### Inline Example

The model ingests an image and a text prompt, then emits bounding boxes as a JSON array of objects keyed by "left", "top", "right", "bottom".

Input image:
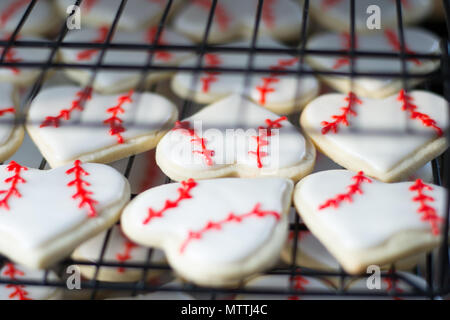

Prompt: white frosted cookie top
[
  {"left": 61, "top": 26, "right": 193, "bottom": 89},
  {"left": 296, "top": 170, "right": 447, "bottom": 250},
  {"left": 173, "top": 0, "right": 303, "bottom": 40},
  {"left": 0, "top": 263, "right": 59, "bottom": 300},
  {"left": 0, "top": 161, "right": 127, "bottom": 249},
  {"left": 307, "top": 28, "right": 440, "bottom": 92},
  {"left": 302, "top": 91, "right": 448, "bottom": 172},
  {"left": 158, "top": 95, "right": 306, "bottom": 171},
  {"left": 27, "top": 86, "right": 176, "bottom": 163},
  {"left": 0, "top": 0, "right": 54, "bottom": 34},
  {"left": 122, "top": 178, "right": 292, "bottom": 264}
]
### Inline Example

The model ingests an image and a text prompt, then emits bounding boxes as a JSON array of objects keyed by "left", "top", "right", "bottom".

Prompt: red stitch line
[
  {"left": 200, "top": 53, "right": 222, "bottom": 93},
  {"left": 66, "top": 160, "right": 98, "bottom": 218},
  {"left": 179, "top": 203, "right": 280, "bottom": 254},
  {"left": 0, "top": 161, "right": 27, "bottom": 210},
  {"left": 319, "top": 171, "right": 372, "bottom": 210},
  {"left": 397, "top": 90, "right": 443, "bottom": 137},
  {"left": 193, "top": 0, "right": 230, "bottom": 31},
  {"left": 248, "top": 116, "right": 287, "bottom": 168},
  {"left": 0, "top": 0, "right": 29, "bottom": 28},
  {"left": 2, "top": 263, "right": 31, "bottom": 300},
  {"left": 384, "top": 29, "right": 421, "bottom": 66},
  {"left": 288, "top": 230, "right": 310, "bottom": 241},
  {"left": 287, "top": 274, "right": 310, "bottom": 300},
  {"left": 256, "top": 58, "right": 299, "bottom": 105},
  {"left": 172, "top": 121, "right": 215, "bottom": 166},
  {"left": 116, "top": 239, "right": 138, "bottom": 273},
  {"left": 333, "top": 32, "right": 357, "bottom": 70},
  {"left": 0, "top": 34, "right": 23, "bottom": 74},
  {"left": 146, "top": 26, "right": 173, "bottom": 61},
  {"left": 76, "top": 26, "right": 109, "bottom": 61},
  {"left": 40, "top": 87, "right": 93, "bottom": 128},
  {"left": 409, "top": 179, "right": 443, "bottom": 236},
  {"left": 143, "top": 178, "right": 197, "bottom": 225},
  {"left": 262, "top": 0, "right": 275, "bottom": 28},
  {"left": 83, "top": 0, "right": 99, "bottom": 12},
  {"left": 103, "top": 89, "right": 133, "bottom": 144},
  {"left": 383, "top": 271, "right": 404, "bottom": 300},
  {"left": 321, "top": 91, "right": 362, "bottom": 134}
]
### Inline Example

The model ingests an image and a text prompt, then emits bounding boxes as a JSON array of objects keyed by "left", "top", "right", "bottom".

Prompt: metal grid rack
[{"left": 0, "top": 0, "right": 448, "bottom": 300}]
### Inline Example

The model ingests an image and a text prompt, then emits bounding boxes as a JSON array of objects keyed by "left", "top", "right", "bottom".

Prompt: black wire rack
[{"left": 0, "top": 0, "right": 448, "bottom": 300}]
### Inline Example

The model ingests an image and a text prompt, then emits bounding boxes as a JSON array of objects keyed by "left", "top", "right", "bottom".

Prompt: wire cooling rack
[{"left": 0, "top": 0, "right": 448, "bottom": 300}]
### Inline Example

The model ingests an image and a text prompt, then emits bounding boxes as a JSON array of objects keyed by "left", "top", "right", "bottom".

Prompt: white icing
[
  {"left": 57, "top": 0, "right": 178, "bottom": 31},
  {"left": 0, "top": 0, "right": 54, "bottom": 35},
  {"left": 0, "top": 32, "right": 51, "bottom": 83},
  {"left": 157, "top": 94, "right": 306, "bottom": 171},
  {"left": 75, "top": 225, "right": 165, "bottom": 269},
  {"left": 302, "top": 91, "right": 449, "bottom": 172},
  {"left": 173, "top": 39, "right": 318, "bottom": 107},
  {"left": 0, "top": 264, "right": 59, "bottom": 300},
  {"left": 311, "top": 0, "right": 433, "bottom": 32},
  {"left": 173, "top": 0, "right": 303, "bottom": 41},
  {"left": 238, "top": 274, "right": 334, "bottom": 300},
  {"left": 0, "top": 162, "right": 126, "bottom": 249},
  {"left": 61, "top": 26, "right": 193, "bottom": 90},
  {"left": 297, "top": 170, "right": 448, "bottom": 250},
  {"left": 122, "top": 178, "right": 292, "bottom": 264},
  {"left": 0, "top": 83, "right": 16, "bottom": 145},
  {"left": 27, "top": 86, "right": 176, "bottom": 163},
  {"left": 314, "top": 152, "right": 434, "bottom": 183},
  {"left": 306, "top": 28, "right": 440, "bottom": 92}
]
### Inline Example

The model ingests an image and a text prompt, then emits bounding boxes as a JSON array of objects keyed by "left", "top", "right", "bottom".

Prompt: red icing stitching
[
  {"left": 384, "top": 271, "right": 404, "bottom": 300},
  {"left": 287, "top": 274, "right": 310, "bottom": 300},
  {"left": 179, "top": 203, "right": 280, "bottom": 254},
  {"left": 200, "top": 53, "right": 222, "bottom": 93},
  {"left": 2, "top": 263, "right": 31, "bottom": 300},
  {"left": 409, "top": 179, "right": 443, "bottom": 236},
  {"left": 76, "top": 26, "right": 109, "bottom": 61},
  {"left": 321, "top": 92, "right": 362, "bottom": 134},
  {"left": 256, "top": 58, "right": 299, "bottom": 105},
  {"left": 146, "top": 26, "right": 172, "bottom": 61},
  {"left": 1, "top": 34, "right": 23, "bottom": 74},
  {"left": 193, "top": 0, "right": 230, "bottom": 31},
  {"left": 0, "top": 107, "right": 14, "bottom": 117},
  {"left": 103, "top": 89, "right": 133, "bottom": 144},
  {"left": 0, "top": 0, "right": 29, "bottom": 28},
  {"left": 262, "top": 0, "right": 275, "bottom": 28},
  {"left": 249, "top": 116, "right": 287, "bottom": 168},
  {"left": 172, "top": 120, "right": 215, "bottom": 166},
  {"left": 397, "top": 90, "right": 443, "bottom": 137},
  {"left": 40, "top": 87, "right": 93, "bottom": 128},
  {"left": 116, "top": 239, "right": 138, "bottom": 273},
  {"left": 288, "top": 230, "right": 310, "bottom": 241},
  {"left": 319, "top": 171, "right": 372, "bottom": 210},
  {"left": 0, "top": 161, "right": 27, "bottom": 210},
  {"left": 66, "top": 160, "right": 98, "bottom": 218},
  {"left": 333, "top": 32, "right": 357, "bottom": 70},
  {"left": 143, "top": 179, "right": 197, "bottom": 225},
  {"left": 83, "top": 0, "right": 99, "bottom": 12},
  {"left": 384, "top": 29, "right": 421, "bottom": 66}
]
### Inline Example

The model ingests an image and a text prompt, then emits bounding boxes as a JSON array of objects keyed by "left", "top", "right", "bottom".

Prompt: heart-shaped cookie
[
  {"left": 56, "top": 0, "right": 182, "bottom": 31},
  {"left": 306, "top": 28, "right": 440, "bottom": 98},
  {"left": 156, "top": 94, "right": 315, "bottom": 181},
  {"left": 172, "top": 39, "right": 319, "bottom": 114},
  {"left": 294, "top": 170, "right": 447, "bottom": 274},
  {"left": 61, "top": 26, "right": 193, "bottom": 94},
  {"left": 26, "top": 86, "right": 178, "bottom": 168},
  {"left": 300, "top": 90, "right": 448, "bottom": 182},
  {"left": 0, "top": 263, "right": 61, "bottom": 300},
  {"left": 121, "top": 177, "right": 293, "bottom": 287},
  {"left": 72, "top": 225, "right": 166, "bottom": 282},
  {"left": 310, "top": 0, "right": 433, "bottom": 33},
  {"left": 173, "top": 0, "right": 303, "bottom": 43},
  {"left": 0, "top": 160, "right": 130, "bottom": 269}
]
